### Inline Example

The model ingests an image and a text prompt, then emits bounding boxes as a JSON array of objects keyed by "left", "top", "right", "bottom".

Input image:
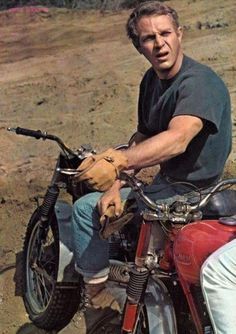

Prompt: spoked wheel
[{"left": 23, "top": 208, "right": 81, "bottom": 331}]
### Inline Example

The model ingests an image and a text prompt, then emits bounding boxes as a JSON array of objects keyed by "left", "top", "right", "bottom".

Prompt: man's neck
[{"left": 155, "top": 52, "right": 184, "bottom": 80}]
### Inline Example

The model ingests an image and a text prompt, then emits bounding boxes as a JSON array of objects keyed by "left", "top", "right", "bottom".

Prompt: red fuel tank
[{"left": 173, "top": 220, "right": 236, "bottom": 284}]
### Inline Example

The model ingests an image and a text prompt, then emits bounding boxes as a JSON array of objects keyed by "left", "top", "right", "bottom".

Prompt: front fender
[
  {"left": 145, "top": 275, "right": 177, "bottom": 334},
  {"left": 54, "top": 200, "right": 79, "bottom": 283}
]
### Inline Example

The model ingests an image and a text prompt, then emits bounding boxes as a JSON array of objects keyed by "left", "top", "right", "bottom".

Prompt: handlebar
[
  {"left": 119, "top": 172, "right": 164, "bottom": 211},
  {"left": 7, "top": 126, "right": 77, "bottom": 157},
  {"left": 192, "top": 178, "right": 236, "bottom": 209},
  {"left": 55, "top": 168, "right": 236, "bottom": 214},
  {"left": 119, "top": 172, "right": 236, "bottom": 213},
  {"left": 8, "top": 127, "right": 47, "bottom": 139}
]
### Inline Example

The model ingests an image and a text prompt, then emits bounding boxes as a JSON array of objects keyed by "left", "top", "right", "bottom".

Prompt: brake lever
[{"left": 56, "top": 168, "right": 78, "bottom": 175}]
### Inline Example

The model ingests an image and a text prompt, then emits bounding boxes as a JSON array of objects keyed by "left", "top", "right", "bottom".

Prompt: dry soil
[{"left": 0, "top": 1, "right": 236, "bottom": 333}]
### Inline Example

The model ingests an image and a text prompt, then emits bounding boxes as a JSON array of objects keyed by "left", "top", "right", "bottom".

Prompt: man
[
  {"left": 201, "top": 238, "right": 236, "bottom": 333},
  {"left": 72, "top": 1, "right": 232, "bottom": 312}
]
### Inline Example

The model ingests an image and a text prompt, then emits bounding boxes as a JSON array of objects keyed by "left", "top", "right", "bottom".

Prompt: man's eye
[
  {"left": 161, "top": 31, "right": 171, "bottom": 37},
  {"left": 142, "top": 36, "right": 155, "bottom": 43}
]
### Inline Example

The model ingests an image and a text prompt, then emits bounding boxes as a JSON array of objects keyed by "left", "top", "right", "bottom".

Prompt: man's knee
[
  {"left": 73, "top": 192, "right": 101, "bottom": 217},
  {"left": 201, "top": 260, "right": 214, "bottom": 287},
  {"left": 201, "top": 240, "right": 236, "bottom": 287}
]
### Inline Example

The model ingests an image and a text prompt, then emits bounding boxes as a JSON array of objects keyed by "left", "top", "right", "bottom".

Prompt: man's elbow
[{"left": 173, "top": 133, "right": 191, "bottom": 155}]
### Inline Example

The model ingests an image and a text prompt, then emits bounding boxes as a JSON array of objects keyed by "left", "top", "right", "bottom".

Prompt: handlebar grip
[{"left": 15, "top": 127, "right": 45, "bottom": 139}]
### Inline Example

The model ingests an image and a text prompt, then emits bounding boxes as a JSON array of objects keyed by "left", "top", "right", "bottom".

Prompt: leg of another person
[{"left": 201, "top": 238, "right": 236, "bottom": 334}]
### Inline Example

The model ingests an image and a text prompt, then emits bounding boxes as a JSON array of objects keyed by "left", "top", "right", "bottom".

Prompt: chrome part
[
  {"left": 114, "top": 143, "right": 129, "bottom": 150},
  {"left": 144, "top": 253, "right": 158, "bottom": 270},
  {"left": 194, "top": 178, "right": 236, "bottom": 210},
  {"left": 219, "top": 216, "right": 236, "bottom": 226},
  {"left": 121, "top": 173, "right": 236, "bottom": 220},
  {"left": 120, "top": 172, "right": 162, "bottom": 211},
  {"left": 145, "top": 275, "right": 178, "bottom": 334},
  {"left": 108, "top": 260, "right": 130, "bottom": 283},
  {"left": 56, "top": 168, "right": 78, "bottom": 175},
  {"left": 142, "top": 211, "right": 163, "bottom": 221},
  {"left": 144, "top": 223, "right": 167, "bottom": 270},
  {"left": 7, "top": 127, "right": 17, "bottom": 132}
]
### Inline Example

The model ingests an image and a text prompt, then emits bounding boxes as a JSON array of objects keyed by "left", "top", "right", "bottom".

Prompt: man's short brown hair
[{"left": 126, "top": 1, "right": 180, "bottom": 49}]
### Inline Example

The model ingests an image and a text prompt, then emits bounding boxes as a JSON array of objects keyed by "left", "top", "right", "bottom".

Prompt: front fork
[
  {"left": 33, "top": 184, "right": 60, "bottom": 261},
  {"left": 121, "top": 221, "right": 152, "bottom": 333}
]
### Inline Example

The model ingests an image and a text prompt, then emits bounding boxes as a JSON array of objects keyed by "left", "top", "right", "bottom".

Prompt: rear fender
[
  {"left": 54, "top": 200, "right": 79, "bottom": 283},
  {"left": 145, "top": 275, "right": 177, "bottom": 334}
]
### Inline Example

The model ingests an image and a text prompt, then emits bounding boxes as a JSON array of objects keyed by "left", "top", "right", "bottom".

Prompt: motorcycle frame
[{"left": 178, "top": 273, "right": 203, "bottom": 334}]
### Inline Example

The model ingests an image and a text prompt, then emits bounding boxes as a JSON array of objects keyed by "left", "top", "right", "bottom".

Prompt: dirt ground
[{"left": 0, "top": 1, "right": 236, "bottom": 333}]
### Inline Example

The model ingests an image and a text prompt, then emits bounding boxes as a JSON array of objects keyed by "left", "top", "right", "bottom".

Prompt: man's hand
[
  {"left": 97, "top": 182, "right": 123, "bottom": 224},
  {"left": 97, "top": 184, "right": 137, "bottom": 240},
  {"left": 74, "top": 148, "right": 128, "bottom": 192}
]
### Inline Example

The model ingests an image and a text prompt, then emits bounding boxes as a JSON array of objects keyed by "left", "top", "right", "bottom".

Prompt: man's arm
[
  {"left": 75, "top": 115, "right": 203, "bottom": 192},
  {"left": 128, "top": 131, "right": 148, "bottom": 147},
  {"left": 98, "top": 116, "right": 202, "bottom": 215},
  {"left": 123, "top": 115, "right": 203, "bottom": 170}
]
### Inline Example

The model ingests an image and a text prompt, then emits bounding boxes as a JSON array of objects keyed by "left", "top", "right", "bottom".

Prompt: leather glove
[
  {"left": 74, "top": 148, "right": 128, "bottom": 192},
  {"left": 99, "top": 199, "right": 137, "bottom": 239},
  {"left": 100, "top": 202, "right": 125, "bottom": 226}
]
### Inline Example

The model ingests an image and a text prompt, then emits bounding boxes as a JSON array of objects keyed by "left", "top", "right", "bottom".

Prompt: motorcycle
[{"left": 8, "top": 126, "right": 236, "bottom": 334}]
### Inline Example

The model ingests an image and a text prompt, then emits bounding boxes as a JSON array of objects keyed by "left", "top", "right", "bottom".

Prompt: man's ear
[{"left": 177, "top": 26, "right": 183, "bottom": 41}]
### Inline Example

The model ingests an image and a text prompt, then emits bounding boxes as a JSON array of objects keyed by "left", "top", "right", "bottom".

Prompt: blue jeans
[
  {"left": 201, "top": 238, "right": 236, "bottom": 334},
  {"left": 72, "top": 174, "right": 198, "bottom": 280}
]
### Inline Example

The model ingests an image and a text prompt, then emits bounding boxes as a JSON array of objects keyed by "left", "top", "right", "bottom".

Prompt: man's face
[{"left": 136, "top": 14, "right": 183, "bottom": 79}]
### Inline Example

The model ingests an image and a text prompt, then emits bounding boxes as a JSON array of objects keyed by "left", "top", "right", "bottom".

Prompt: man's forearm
[
  {"left": 123, "top": 115, "right": 203, "bottom": 171},
  {"left": 123, "top": 132, "right": 181, "bottom": 170}
]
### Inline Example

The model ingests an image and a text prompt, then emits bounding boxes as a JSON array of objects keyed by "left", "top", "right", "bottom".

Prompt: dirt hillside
[{"left": 0, "top": 1, "right": 236, "bottom": 333}]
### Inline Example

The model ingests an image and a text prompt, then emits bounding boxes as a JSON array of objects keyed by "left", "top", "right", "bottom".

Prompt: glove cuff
[{"left": 101, "top": 148, "right": 128, "bottom": 175}]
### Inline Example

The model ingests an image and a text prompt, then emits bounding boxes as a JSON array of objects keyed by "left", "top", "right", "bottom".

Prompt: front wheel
[{"left": 22, "top": 208, "right": 81, "bottom": 331}]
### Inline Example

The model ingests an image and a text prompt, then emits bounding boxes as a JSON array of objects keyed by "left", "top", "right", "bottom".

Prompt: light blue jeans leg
[
  {"left": 201, "top": 238, "right": 236, "bottom": 334},
  {"left": 72, "top": 174, "right": 197, "bottom": 280},
  {"left": 72, "top": 187, "right": 132, "bottom": 279}
]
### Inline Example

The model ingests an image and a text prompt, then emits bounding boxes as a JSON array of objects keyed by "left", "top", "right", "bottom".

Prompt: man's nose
[{"left": 154, "top": 34, "right": 164, "bottom": 48}]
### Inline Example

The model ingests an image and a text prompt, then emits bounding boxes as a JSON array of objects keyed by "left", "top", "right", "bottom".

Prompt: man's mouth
[{"left": 155, "top": 51, "right": 169, "bottom": 61}]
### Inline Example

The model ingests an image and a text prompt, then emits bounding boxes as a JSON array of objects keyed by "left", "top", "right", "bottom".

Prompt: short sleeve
[{"left": 174, "top": 70, "right": 229, "bottom": 133}]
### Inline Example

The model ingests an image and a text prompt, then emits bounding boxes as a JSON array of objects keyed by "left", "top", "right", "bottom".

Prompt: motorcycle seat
[{"left": 201, "top": 189, "right": 236, "bottom": 218}]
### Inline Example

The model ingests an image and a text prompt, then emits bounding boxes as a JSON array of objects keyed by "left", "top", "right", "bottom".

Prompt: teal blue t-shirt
[{"left": 138, "top": 55, "right": 232, "bottom": 184}]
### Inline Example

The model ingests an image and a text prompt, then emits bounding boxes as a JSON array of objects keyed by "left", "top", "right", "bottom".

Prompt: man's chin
[{"left": 153, "top": 63, "right": 172, "bottom": 77}]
